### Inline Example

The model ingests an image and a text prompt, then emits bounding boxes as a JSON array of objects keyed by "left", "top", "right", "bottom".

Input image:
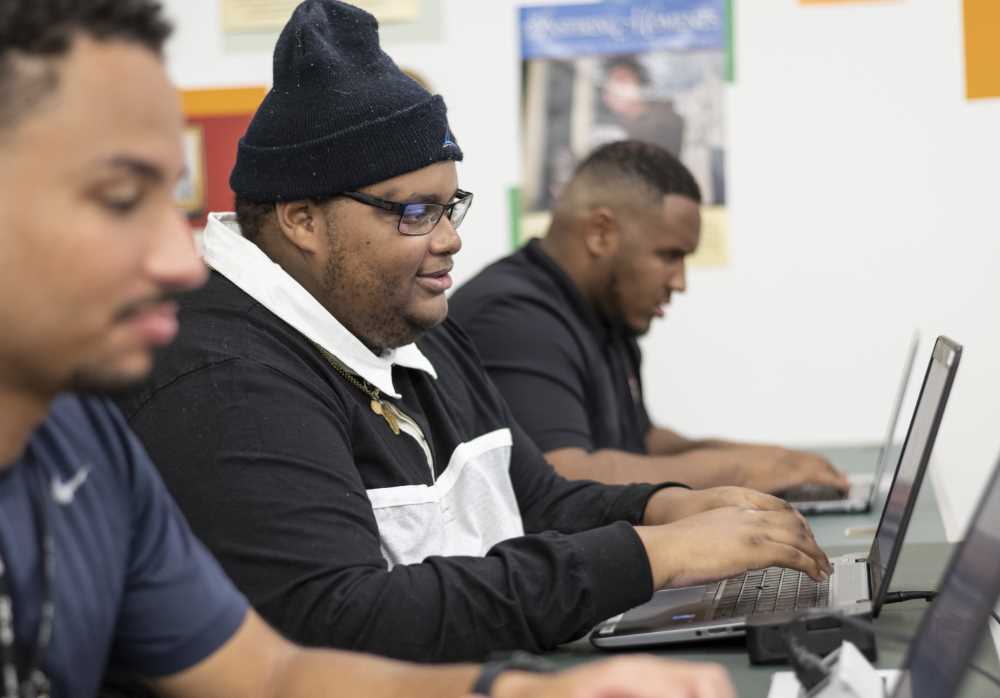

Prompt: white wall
[
  {"left": 160, "top": 0, "right": 1000, "bottom": 539},
  {"left": 658, "top": 0, "right": 1000, "bottom": 541}
]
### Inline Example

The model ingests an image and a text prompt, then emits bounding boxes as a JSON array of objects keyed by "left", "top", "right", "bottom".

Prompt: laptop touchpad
[{"left": 615, "top": 586, "right": 713, "bottom": 633}]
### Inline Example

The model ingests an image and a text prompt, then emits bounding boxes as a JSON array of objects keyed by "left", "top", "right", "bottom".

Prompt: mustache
[{"left": 113, "top": 289, "right": 190, "bottom": 322}]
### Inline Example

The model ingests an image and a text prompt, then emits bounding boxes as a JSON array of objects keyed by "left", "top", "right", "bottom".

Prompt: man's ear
[
  {"left": 274, "top": 200, "right": 328, "bottom": 254},
  {"left": 582, "top": 206, "right": 621, "bottom": 259}
]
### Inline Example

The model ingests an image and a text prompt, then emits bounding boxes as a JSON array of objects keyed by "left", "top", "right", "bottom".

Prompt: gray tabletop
[{"left": 538, "top": 445, "right": 999, "bottom": 696}]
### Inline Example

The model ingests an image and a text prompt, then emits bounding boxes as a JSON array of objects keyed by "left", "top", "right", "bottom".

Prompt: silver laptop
[
  {"left": 783, "top": 332, "right": 920, "bottom": 515},
  {"left": 592, "top": 336, "right": 961, "bottom": 649},
  {"left": 891, "top": 451, "right": 1000, "bottom": 698}
]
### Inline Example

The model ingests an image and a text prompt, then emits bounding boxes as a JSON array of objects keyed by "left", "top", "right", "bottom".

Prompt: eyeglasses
[{"left": 339, "top": 189, "right": 474, "bottom": 236}]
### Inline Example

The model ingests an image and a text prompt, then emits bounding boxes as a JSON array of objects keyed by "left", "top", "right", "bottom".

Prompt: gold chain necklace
[{"left": 314, "top": 344, "right": 401, "bottom": 435}]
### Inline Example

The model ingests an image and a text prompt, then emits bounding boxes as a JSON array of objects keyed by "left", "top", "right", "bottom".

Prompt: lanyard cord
[{"left": 0, "top": 476, "right": 54, "bottom": 698}]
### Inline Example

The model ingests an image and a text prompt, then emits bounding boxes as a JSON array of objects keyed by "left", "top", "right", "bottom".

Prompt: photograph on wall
[
  {"left": 176, "top": 125, "right": 206, "bottom": 216},
  {"left": 179, "top": 87, "right": 268, "bottom": 228},
  {"left": 519, "top": 0, "right": 729, "bottom": 266}
]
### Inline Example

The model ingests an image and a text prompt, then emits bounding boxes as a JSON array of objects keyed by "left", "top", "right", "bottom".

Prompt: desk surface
[{"left": 542, "top": 446, "right": 998, "bottom": 696}]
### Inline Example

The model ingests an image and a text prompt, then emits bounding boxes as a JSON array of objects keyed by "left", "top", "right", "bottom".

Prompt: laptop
[
  {"left": 767, "top": 450, "right": 1000, "bottom": 697},
  {"left": 890, "top": 450, "right": 1000, "bottom": 697},
  {"left": 781, "top": 332, "right": 920, "bottom": 515},
  {"left": 592, "top": 336, "right": 961, "bottom": 649}
]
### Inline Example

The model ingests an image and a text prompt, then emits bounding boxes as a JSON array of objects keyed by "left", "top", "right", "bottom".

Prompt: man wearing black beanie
[
  {"left": 117, "top": 0, "right": 829, "bottom": 666},
  {"left": 0, "top": 0, "right": 741, "bottom": 696}
]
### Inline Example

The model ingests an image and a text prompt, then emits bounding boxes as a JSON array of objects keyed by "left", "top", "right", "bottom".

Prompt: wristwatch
[{"left": 471, "top": 651, "right": 558, "bottom": 696}]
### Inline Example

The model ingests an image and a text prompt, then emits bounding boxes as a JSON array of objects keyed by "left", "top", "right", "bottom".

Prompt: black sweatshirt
[{"left": 117, "top": 271, "right": 670, "bottom": 662}]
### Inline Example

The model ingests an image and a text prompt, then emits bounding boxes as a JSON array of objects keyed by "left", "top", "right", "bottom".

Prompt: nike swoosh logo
[{"left": 51, "top": 467, "right": 90, "bottom": 505}]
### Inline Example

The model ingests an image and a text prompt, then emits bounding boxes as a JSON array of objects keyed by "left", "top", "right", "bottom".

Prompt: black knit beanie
[{"left": 229, "top": 0, "right": 463, "bottom": 202}]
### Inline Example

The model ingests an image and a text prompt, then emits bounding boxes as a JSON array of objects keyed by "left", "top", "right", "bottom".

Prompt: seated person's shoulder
[
  {"left": 450, "top": 250, "right": 562, "bottom": 323},
  {"left": 160, "top": 271, "right": 313, "bottom": 364},
  {"left": 46, "top": 393, "right": 134, "bottom": 468},
  {"left": 418, "top": 316, "right": 483, "bottom": 370},
  {"left": 32, "top": 395, "right": 156, "bottom": 523},
  {"left": 119, "top": 273, "right": 342, "bottom": 419},
  {"left": 449, "top": 280, "right": 583, "bottom": 372}
]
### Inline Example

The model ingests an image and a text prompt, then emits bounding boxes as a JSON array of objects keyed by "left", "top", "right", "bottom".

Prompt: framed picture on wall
[
  {"left": 176, "top": 124, "right": 206, "bottom": 215},
  {"left": 178, "top": 86, "right": 268, "bottom": 228}
]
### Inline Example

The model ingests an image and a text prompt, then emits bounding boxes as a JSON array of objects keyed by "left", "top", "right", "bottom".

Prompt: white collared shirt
[{"left": 201, "top": 212, "right": 436, "bottom": 399}]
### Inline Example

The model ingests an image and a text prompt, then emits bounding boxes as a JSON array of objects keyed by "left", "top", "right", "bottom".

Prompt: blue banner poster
[{"left": 518, "top": 0, "right": 729, "bottom": 266}]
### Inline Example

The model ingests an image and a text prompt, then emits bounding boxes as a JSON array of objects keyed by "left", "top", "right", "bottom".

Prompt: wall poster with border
[{"left": 518, "top": 0, "right": 730, "bottom": 267}]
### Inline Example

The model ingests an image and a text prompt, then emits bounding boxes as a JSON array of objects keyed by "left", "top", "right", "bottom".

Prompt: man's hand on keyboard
[
  {"left": 643, "top": 485, "right": 792, "bottom": 524},
  {"left": 727, "top": 446, "right": 850, "bottom": 495},
  {"left": 635, "top": 506, "right": 833, "bottom": 588}
]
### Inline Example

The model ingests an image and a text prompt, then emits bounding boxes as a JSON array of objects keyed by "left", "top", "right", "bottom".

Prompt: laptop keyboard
[{"left": 708, "top": 567, "right": 830, "bottom": 619}]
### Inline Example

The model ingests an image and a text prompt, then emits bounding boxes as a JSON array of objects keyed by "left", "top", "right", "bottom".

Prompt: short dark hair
[
  {"left": 234, "top": 195, "right": 340, "bottom": 245},
  {"left": 0, "top": 0, "right": 172, "bottom": 130},
  {"left": 234, "top": 196, "right": 276, "bottom": 244},
  {"left": 574, "top": 140, "right": 702, "bottom": 205}
]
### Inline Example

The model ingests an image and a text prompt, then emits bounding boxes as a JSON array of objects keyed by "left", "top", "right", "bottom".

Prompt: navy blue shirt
[{"left": 0, "top": 395, "right": 248, "bottom": 697}]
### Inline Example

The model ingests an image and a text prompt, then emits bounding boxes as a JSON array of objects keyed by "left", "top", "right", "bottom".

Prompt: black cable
[
  {"left": 880, "top": 590, "right": 937, "bottom": 605},
  {"left": 992, "top": 610, "right": 1000, "bottom": 626},
  {"left": 780, "top": 625, "right": 829, "bottom": 691},
  {"left": 824, "top": 612, "right": 1000, "bottom": 691}
]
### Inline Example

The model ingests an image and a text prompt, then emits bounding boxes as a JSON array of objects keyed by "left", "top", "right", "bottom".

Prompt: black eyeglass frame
[{"left": 339, "top": 189, "right": 474, "bottom": 236}]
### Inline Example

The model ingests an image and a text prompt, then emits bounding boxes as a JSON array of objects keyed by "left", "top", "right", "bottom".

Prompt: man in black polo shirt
[
  {"left": 117, "top": 0, "right": 831, "bottom": 665},
  {"left": 450, "top": 141, "right": 849, "bottom": 495},
  {"left": 0, "top": 1, "right": 740, "bottom": 696}
]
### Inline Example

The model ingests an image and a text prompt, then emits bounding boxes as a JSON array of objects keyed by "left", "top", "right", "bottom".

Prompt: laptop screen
[
  {"left": 868, "top": 332, "right": 920, "bottom": 507},
  {"left": 867, "top": 337, "right": 962, "bottom": 612},
  {"left": 892, "top": 454, "right": 1000, "bottom": 698}
]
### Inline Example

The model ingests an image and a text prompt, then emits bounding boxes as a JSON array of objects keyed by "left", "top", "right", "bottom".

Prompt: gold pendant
[
  {"left": 383, "top": 402, "right": 401, "bottom": 435},
  {"left": 370, "top": 398, "right": 401, "bottom": 435}
]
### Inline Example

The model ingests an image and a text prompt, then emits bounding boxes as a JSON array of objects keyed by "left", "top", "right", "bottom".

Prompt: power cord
[
  {"left": 992, "top": 610, "right": 1000, "bottom": 626},
  {"left": 781, "top": 625, "right": 830, "bottom": 692},
  {"left": 880, "top": 591, "right": 936, "bottom": 605},
  {"left": 828, "top": 611, "right": 1000, "bottom": 690}
]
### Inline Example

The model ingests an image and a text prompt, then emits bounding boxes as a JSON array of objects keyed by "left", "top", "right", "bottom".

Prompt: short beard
[
  {"left": 604, "top": 269, "right": 645, "bottom": 338},
  {"left": 319, "top": 217, "right": 423, "bottom": 354}
]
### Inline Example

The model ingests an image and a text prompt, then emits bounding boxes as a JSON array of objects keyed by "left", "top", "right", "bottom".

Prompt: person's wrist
[
  {"left": 643, "top": 485, "right": 701, "bottom": 525},
  {"left": 490, "top": 671, "right": 549, "bottom": 698},
  {"left": 643, "top": 487, "right": 685, "bottom": 524},
  {"left": 634, "top": 524, "right": 678, "bottom": 588},
  {"left": 472, "top": 653, "right": 557, "bottom": 697}
]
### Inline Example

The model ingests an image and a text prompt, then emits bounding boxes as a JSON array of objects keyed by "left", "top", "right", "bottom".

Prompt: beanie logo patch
[{"left": 442, "top": 127, "right": 459, "bottom": 152}]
